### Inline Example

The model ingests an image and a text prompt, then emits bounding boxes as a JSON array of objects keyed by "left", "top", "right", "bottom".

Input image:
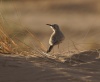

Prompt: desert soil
[{"left": 0, "top": 50, "right": 100, "bottom": 82}]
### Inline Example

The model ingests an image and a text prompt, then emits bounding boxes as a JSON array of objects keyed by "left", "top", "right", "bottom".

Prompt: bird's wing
[{"left": 51, "top": 35, "right": 60, "bottom": 45}]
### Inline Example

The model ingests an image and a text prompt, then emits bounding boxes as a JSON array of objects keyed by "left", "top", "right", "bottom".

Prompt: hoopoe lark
[{"left": 46, "top": 24, "right": 65, "bottom": 53}]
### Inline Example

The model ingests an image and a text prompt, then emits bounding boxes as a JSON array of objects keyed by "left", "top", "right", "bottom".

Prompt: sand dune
[{"left": 0, "top": 50, "right": 100, "bottom": 82}]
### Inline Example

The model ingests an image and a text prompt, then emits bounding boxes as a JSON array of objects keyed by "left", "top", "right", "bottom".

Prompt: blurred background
[{"left": 0, "top": 0, "right": 100, "bottom": 53}]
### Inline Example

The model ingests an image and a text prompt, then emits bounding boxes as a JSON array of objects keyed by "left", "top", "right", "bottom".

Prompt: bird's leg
[
  {"left": 58, "top": 44, "right": 61, "bottom": 54},
  {"left": 53, "top": 48, "right": 54, "bottom": 54},
  {"left": 58, "top": 44, "right": 59, "bottom": 49},
  {"left": 51, "top": 47, "right": 55, "bottom": 56}
]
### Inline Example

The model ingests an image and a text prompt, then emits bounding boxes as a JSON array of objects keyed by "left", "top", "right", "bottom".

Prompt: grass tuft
[{"left": 0, "top": 24, "right": 18, "bottom": 54}]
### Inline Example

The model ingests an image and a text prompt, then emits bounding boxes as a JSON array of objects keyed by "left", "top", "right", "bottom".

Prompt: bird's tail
[{"left": 47, "top": 45, "right": 54, "bottom": 53}]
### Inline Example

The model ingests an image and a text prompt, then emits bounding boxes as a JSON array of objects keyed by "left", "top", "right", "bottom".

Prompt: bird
[{"left": 46, "top": 24, "right": 65, "bottom": 53}]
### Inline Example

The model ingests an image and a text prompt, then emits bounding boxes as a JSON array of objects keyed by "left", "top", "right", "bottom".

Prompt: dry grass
[
  {"left": 0, "top": 22, "right": 81, "bottom": 63},
  {"left": 0, "top": 24, "right": 18, "bottom": 54},
  {"left": 0, "top": 2, "right": 100, "bottom": 82},
  {"left": 0, "top": 0, "right": 100, "bottom": 63},
  {"left": 0, "top": 23, "right": 45, "bottom": 57}
]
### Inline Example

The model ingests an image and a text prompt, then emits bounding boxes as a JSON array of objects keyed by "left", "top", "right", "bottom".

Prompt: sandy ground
[
  {"left": 0, "top": 1, "right": 100, "bottom": 82},
  {"left": 0, "top": 50, "right": 100, "bottom": 82}
]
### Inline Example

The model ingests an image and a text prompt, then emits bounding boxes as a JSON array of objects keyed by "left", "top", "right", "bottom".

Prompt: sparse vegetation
[
  {"left": 0, "top": 0, "right": 100, "bottom": 61},
  {"left": 0, "top": 24, "right": 17, "bottom": 54},
  {"left": 0, "top": 1, "right": 100, "bottom": 82}
]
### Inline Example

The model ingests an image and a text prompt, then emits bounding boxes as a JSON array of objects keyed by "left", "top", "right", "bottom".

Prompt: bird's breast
[{"left": 49, "top": 31, "right": 64, "bottom": 45}]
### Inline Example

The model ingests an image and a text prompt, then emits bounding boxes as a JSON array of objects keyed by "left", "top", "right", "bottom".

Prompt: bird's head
[{"left": 46, "top": 24, "right": 60, "bottom": 31}]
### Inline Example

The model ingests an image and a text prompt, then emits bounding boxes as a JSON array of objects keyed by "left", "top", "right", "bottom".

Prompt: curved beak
[{"left": 46, "top": 24, "right": 52, "bottom": 26}]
